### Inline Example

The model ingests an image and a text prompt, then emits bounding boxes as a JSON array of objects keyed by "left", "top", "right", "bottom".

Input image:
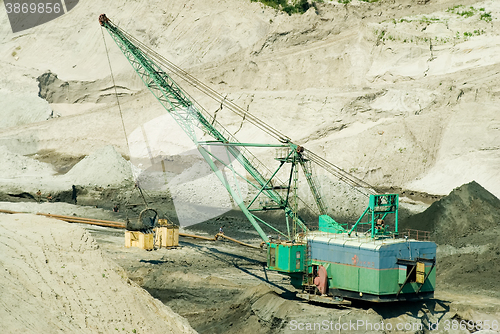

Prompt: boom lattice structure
[
  {"left": 99, "top": 14, "right": 317, "bottom": 241},
  {"left": 100, "top": 14, "right": 436, "bottom": 303}
]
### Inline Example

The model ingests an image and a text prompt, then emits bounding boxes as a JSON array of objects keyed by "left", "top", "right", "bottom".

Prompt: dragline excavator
[{"left": 99, "top": 14, "right": 436, "bottom": 303}]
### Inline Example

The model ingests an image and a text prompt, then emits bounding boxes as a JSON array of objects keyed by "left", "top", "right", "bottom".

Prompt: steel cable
[{"left": 106, "top": 20, "right": 378, "bottom": 201}]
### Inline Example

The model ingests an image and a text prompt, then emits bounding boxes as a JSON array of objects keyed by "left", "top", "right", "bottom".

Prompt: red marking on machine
[{"left": 314, "top": 265, "right": 328, "bottom": 295}]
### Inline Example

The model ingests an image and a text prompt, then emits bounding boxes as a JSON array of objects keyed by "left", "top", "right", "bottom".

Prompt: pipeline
[
  {"left": 0, "top": 209, "right": 124, "bottom": 228},
  {"left": 179, "top": 232, "right": 262, "bottom": 249},
  {"left": 216, "top": 233, "right": 262, "bottom": 249},
  {"left": 179, "top": 232, "right": 216, "bottom": 241},
  {"left": 0, "top": 209, "right": 262, "bottom": 249},
  {"left": 36, "top": 213, "right": 126, "bottom": 229}
]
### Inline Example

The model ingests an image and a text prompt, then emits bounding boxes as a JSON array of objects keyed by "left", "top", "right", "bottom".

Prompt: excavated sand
[
  {"left": 0, "top": 145, "right": 60, "bottom": 193},
  {"left": 65, "top": 145, "right": 134, "bottom": 188},
  {"left": 0, "top": 213, "right": 196, "bottom": 334},
  {"left": 1, "top": 0, "right": 500, "bottom": 330},
  {"left": 0, "top": 63, "right": 52, "bottom": 130},
  {"left": 401, "top": 181, "right": 500, "bottom": 294},
  {"left": 402, "top": 181, "right": 500, "bottom": 246},
  {"left": 0, "top": 145, "right": 134, "bottom": 193}
]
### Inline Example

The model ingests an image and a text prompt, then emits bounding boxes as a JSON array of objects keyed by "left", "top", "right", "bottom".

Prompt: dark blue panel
[{"left": 309, "top": 239, "right": 436, "bottom": 270}]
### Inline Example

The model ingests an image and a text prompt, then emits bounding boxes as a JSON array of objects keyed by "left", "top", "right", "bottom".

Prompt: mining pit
[
  {"left": 2, "top": 0, "right": 500, "bottom": 332},
  {"left": 2, "top": 179, "right": 500, "bottom": 333}
]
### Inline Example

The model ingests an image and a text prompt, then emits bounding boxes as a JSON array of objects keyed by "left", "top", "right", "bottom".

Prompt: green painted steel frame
[
  {"left": 267, "top": 242, "right": 307, "bottom": 273},
  {"left": 101, "top": 19, "right": 309, "bottom": 241},
  {"left": 310, "top": 260, "right": 436, "bottom": 296},
  {"left": 348, "top": 194, "right": 399, "bottom": 238}
]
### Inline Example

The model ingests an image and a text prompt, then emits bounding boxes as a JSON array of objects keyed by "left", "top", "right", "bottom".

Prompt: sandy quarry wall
[
  {"left": 0, "top": 213, "right": 196, "bottom": 334},
  {"left": 0, "top": 144, "right": 135, "bottom": 193},
  {"left": 1, "top": 0, "right": 500, "bottom": 208}
]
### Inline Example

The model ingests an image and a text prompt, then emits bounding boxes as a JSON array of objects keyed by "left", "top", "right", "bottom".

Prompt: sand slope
[
  {"left": 401, "top": 181, "right": 500, "bottom": 295},
  {"left": 402, "top": 181, "right": 500, "bottom": 246},
  {"left": 0, "top": 0, "right": 499, "bottom": 206},
  {"left": 0, "top": 1, "right": 499, "bottom": 215},
  {"left": 0, "top": 213, "right": 196, "bottom": 334}
]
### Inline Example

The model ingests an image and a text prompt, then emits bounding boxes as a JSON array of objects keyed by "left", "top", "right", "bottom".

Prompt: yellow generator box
[
  {"left": 125, "top": 230, "right": 154, "bottom": 250},
  {"left": 154, "top": 225, "right": 179, "bottom": 248},
  {"left": 416, "top": 261, "right": 426, "bottom": 284}
]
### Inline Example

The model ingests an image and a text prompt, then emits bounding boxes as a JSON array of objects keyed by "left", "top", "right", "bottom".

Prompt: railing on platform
[{"left": 400, "top": 229, "right": 431, "bottom": 241}]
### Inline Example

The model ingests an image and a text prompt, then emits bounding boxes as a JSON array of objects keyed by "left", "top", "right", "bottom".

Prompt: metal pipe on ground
[
  {"left": 36, "top": 213, "right": 126, "bottom": 228},
  {"left": 0, "top": 209, "right": 125, "bottom": 229},
  {"left": 35, "top": 214, "right": 124, "bottom": 228},
  {"left": 179, "top": 232, "right": 216, "bottom": 241},
  {"left": 0, "top": 209, "right": 21, "bottom": 214},
  {"left": 216, "top": 233, "right": 262, "bottom": 249},
  {"left": 0, "top": 209, "right": 262, "bottom": 249},
  {"left": 180, "top": 232, "right": 262, "bottom": 249}
]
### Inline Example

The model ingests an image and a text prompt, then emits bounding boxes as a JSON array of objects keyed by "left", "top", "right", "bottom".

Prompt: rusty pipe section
[
  {"left": 179, "top": 232, "right": 261, "bottom": 249},
  {"left": 37, "top": 212, "right": 125, "bottom": 228},
  {"left": 179, "top": 232, "right": 216, "bottom": 241},
  {"left": 37, "top": 213, "right": 126, "bottom": 228},
  {"left": 0, "top": 209, "right": 125, "bottom": 228},
  {"left": 216, "top": 233, "right": 262, "bottom": 249},
  {"left": 0, "top": 209, "right": 19, "bottom": 214}
]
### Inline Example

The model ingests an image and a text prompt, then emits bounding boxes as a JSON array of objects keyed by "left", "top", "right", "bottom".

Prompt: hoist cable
[
  {"left": 101, "top": 26, "right": 149, "bottom": 209},
  {"left": 114, "top": 24, "right": 290, "bottom": 142},
  {"left": 101, "top": 26, "right": 130, "bottom": 154},
  {"left": 105, "top": 20, "right": 378, "bottom": 197}
]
